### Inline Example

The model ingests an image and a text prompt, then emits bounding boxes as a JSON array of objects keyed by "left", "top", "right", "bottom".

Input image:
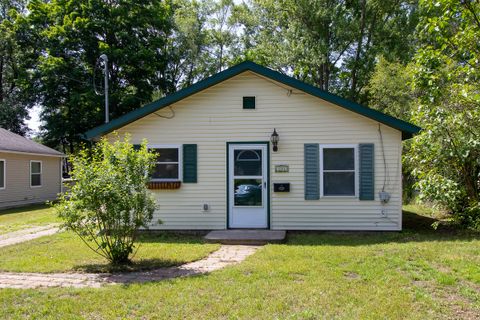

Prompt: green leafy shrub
[
  {"left": 54, "top": 134, "right": 157, "bottom": 264},
  {"left": 409, "top": 0, "right": 480, "bottom": 230}
]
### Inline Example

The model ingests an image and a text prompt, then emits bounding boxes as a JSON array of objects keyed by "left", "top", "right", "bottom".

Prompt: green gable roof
[{"left": 84, "top": 61, "right": 421, "bottom": 140}]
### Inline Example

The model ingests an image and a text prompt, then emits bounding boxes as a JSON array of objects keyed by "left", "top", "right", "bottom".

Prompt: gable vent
[{"left": 243, "top": 96, "right": 256, "bottom": 109}]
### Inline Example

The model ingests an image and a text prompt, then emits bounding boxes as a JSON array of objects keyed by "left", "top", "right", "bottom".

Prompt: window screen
[
  {"left": 151, "top": 148, "right": 180, "bottom": 180},
  {"left": 322, "top": 148, "right": 355, "bottom": 196}
]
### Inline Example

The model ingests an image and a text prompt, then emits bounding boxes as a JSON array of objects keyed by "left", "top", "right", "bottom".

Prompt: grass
[
  {"left": 0, "top": 205, "right": 479, "bottom": 319},
  {"left": 0, "top": 232, "right": 220, "bottom": 273},
  {"left": 0, "top": 204, "right": 61, "bottom": 235}
]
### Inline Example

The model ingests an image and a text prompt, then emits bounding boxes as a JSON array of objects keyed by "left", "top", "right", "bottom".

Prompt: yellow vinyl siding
[
  {"left": 111, "top": 71, "right": 403, "bottom": 230},
  {"left": 0, "top": 153, "right": 62, "bottom": 209}
]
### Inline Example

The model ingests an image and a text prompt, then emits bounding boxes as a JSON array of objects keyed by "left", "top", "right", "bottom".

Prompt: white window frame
[
  {"left": 148, "top": 144, "right": 183, "bottom": 182},
  {"left": 30, "top": 160, "right": 42, "bottom": 188},
  {"left": 320, "top": 144, "right": 358, "bottom": 197},
  {"left": 0, "top": 159, "right": 5, "bottom": 190}
]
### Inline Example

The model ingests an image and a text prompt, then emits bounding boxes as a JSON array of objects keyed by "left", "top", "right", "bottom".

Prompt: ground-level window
[
  {"left": 320, "top": 145, "right": 357, "bottom": 196},
  {"left": 30, "top": 161, "right": 42, "bottom": 187},
  {"left": 149, "top": 146, "right": 182, "bottom": 181},
  {"left": 0, "top": 160, "right": 5, "bottom": 189}
]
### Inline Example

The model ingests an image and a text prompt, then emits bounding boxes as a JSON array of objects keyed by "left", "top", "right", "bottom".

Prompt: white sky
[{"left": 26, "top": 105, "right": 42, "bottom": 135}]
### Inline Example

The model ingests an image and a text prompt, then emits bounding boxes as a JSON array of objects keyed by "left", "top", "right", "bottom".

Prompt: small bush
[{"left": 54, "top": 134, "right": 157, "bottom": 264}]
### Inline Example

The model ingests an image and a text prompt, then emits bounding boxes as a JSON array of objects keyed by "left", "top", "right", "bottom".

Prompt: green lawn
[
  {"left": 0, "top": 204, "right": 61, "bottom": 235},
  {"left": 1, "top": 205, "right": 479, "bottom": 319},
  {"left": 0, "top": 232, "right": 220, "bottom": 273}
]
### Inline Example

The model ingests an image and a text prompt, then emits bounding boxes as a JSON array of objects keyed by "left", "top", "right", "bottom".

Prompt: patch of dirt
[
  {"left": 411, "top": 279, "right": 480, "bottom": 320},
  {"left": 343, "top": 271, "right": 360, "bottom": 280}
]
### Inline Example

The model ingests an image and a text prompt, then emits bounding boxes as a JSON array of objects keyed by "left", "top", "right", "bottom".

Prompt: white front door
[{"left": 228, "top": 144, "right": 268, "bottom": 228}]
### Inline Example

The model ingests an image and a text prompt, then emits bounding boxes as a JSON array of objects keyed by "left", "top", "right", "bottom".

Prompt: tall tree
[
  {"left": 366, "top": 56, "right": 414, "bottom": 121},
  {"left": 17, "top": 0, "right": 174, "bottom": 152},
  {"left": 163, "top": 0, "right": 214, "bottom": 91},
  {"left": 0, "top": 0, "right": 30, "bottom": 135},
  {"left": 164, "top": 0, "right": 242, "bottom": 90},
  {"left": 235, "top": 0, "right": 419, "bottom": 104},
  {"left": 409, "top": 0, "right": 480, "bottom": 228}
]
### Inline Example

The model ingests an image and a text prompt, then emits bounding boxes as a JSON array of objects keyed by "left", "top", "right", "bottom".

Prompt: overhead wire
[{"left": 153, "top": 106, "right": 175, "bottom": 119}]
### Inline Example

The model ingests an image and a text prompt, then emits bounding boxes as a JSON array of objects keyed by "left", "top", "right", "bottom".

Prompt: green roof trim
[{"left": 83, "top": 60, "right": 421, "bottom": 140}]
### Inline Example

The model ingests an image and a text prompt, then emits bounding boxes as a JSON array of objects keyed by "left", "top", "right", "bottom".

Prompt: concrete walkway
[
  {"left": 0, "top": 225, "right": 60, "bottom": 248},
  {"left": 0, "top": 245, "right": 259, "bottom": 289}
]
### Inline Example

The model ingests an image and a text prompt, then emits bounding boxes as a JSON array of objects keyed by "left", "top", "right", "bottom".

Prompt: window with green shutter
[{"left": 144, "top": 144, "right": 197, "bottom": 183}]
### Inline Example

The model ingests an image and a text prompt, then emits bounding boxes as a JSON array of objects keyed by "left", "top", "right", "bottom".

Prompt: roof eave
[{"left": 0, "top": 149, "right": 66, "bottom": 157}]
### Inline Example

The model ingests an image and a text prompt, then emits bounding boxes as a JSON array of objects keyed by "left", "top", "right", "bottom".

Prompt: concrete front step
[{"left": 204, "top": 229, "right": 286, "bottom": 245}]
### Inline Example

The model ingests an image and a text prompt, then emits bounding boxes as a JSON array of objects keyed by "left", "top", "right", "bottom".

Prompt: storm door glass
[{"left": 233, "top": 149, "right": 263, "bottom": 206}]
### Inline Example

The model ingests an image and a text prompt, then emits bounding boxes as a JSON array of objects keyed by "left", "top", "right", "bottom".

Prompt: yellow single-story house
[
  {"left": 0, "top": 128, "right": 64, "bottom": 209},
  {"left": 84, "top": 61, "right": 420, "bottom": 231}
]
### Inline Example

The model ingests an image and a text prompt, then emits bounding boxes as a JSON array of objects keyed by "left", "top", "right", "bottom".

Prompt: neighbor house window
[
  {"left": 0, "top": 160, "right": 5, "bottom": 189},
  {"left": 30, "top": 161, "right": 42, "bottom": 187},
  {"left": 149, "top": 146, "right": 182, "bottom": 181},
  {"left": 320, "top": 145, "right": 357, "bottom": 196}
]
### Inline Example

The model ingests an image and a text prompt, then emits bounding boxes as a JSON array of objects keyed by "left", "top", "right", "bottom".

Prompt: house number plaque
[{"left": 275, "top": 165, "right": 289, "bottom": 173}]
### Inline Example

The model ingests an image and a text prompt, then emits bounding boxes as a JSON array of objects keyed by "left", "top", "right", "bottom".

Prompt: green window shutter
[
  {"left": 133, "top": 144, "right": 141, "bottom": 151},
  {"left": 183, "top": 144, "right": 197, "bottom": 183},
  {"left": 359, "top": 143, "right": 375, "bottom": 200},
  {"left": 304, "top": 144, "right": 320, "bottom": 200}
]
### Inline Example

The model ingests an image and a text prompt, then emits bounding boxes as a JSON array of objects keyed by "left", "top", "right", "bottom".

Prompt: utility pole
[{"left": 99, "top": 54, "right": 109, "bottom": 123}]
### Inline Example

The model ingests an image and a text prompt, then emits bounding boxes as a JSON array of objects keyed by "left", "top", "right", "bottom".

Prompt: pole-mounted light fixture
[{"left": 270, "top": 128, "right": 279, "bottom": 152}]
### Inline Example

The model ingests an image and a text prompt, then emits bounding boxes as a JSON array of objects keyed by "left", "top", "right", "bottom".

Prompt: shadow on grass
[
  {"left": 0, "top": 203, "right": 49, "bottom": 216},
  {"left": 285, "top": 210, "right": 480, "bottom": 246},
  {"left": 135, "top": 232, "right": 208, "bottom": 245},
  {"left": 72, "top": 258, "right": 182, "bottom": 273},
  {"left": 72, "top": 233, "right": 210, "bottom": 273}
]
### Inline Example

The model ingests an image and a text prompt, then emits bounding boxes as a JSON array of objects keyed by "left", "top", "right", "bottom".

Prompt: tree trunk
[{"left": 350, "top": 0, "right": 367, "bottom": 100}]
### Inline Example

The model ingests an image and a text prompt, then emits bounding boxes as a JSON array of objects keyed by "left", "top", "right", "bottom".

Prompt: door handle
[{"left": 264, "top": 181, "right": 267, "bottom": 189}]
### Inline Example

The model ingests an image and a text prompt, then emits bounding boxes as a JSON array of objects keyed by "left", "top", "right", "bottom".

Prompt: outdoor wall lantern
[{"left": 270, "top": 128, "right": 279, "bottom": 152}]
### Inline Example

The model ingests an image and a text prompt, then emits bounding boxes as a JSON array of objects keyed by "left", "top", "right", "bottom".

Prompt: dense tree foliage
[
  {"left": 1, "top": 0, "right": 420, "bottom": 150},
  {"left": 12, "top": 0, "right": 175, "bottom": 152},
  {"left": 0, "top": 0, "right": 31, "bottom": 135},
  {"left": 366, "top": 57, "right": 414, "bottom": 121},
  {"left": 3, "top": 0, "right": 480, "bottom": 227},
  {"left": 408, "top": 0, "right": 480, "bottom": 228},
  {"left": 164, "top": 0, "right": 240, "bottom": 90},
  {"left": 235, "top": 0, "right": 419, "bottom": 103}
]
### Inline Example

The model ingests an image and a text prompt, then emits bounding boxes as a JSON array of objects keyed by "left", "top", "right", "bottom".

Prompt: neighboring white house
[
  {"left": 0, "top": 128, "right": 64, "bottom": 209},
  {"left": 84, "top": 61, "right": 420, "bottom": 231}
]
